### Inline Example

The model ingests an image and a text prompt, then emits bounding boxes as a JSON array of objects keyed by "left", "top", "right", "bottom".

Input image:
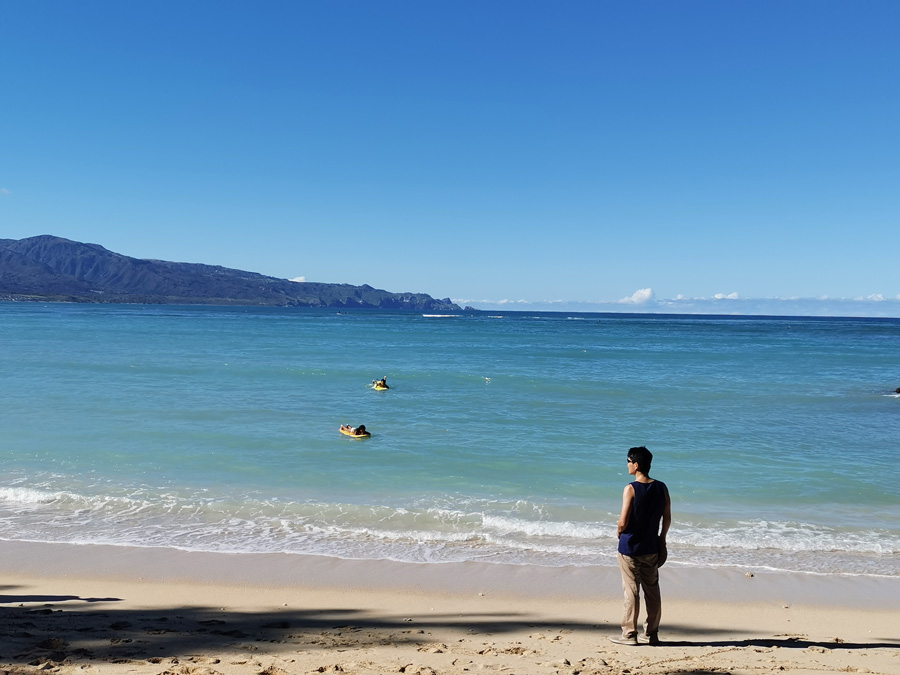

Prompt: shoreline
[{"left": 2, "top": 540, "right": 899, "bottom": 674}]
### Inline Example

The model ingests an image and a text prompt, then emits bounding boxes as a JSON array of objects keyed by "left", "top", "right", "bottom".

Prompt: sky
[{"left": 2, "top": 1, "right": 899, "bottom": 316}]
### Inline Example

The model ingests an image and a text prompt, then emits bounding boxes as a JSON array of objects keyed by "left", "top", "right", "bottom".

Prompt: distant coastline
[{"left": 0, "top": 235, "right": 459, "bottom": 311}]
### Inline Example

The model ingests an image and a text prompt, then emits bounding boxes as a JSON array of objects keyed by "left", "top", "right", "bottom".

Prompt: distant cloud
[
  {"left": 620, "top": 288, "right": 654, "bottom": 304},
  {"left": 462, "top": 292, "right": 900, "bottom": 318},
  {"left": 454, "top": 297, "right": 570, "bottom": 308},
  {"left": 290, "top": 276, "right": 306, "bottom": 283},
  {"left": 0, "top": 188, "right": 11, "bottom": 196}
]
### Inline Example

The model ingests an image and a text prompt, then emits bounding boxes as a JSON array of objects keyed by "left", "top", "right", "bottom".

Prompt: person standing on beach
[{"left": 610, "top": 446, "right": 671, "bottom": 646}]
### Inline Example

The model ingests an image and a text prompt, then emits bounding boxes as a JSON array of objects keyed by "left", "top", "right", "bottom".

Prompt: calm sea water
[{"left": 1, "top": 303, "right": 898, "bottom": 577}]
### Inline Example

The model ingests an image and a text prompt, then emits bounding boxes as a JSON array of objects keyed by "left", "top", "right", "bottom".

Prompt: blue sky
[{"left": 3, "top": 1, "right": 899, "bottom": 315}]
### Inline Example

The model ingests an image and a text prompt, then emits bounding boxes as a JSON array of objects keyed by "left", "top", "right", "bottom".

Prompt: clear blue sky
[{"left": 3, "top": 1, "right": 899, "bottom": 314}]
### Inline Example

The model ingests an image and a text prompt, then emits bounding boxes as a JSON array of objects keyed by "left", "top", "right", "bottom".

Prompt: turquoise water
[{"left": 1, "top": 303, "right": 898, "bottom": 576}]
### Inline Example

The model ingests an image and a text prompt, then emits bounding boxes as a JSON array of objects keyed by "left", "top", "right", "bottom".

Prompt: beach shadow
[
  {"left": 663, "top": 638, "right": 900, "bottom": 650},
  {"left": 2, "top": 603, "right": 898, "bottom": 668},
  {"left": 0, "top": 594, "right": 121, "bottom": 604},
  {"left": 0, "top": 600, "right": 597, "bottom": 667},
  {"left": 658, "top": 623, "right": 900, "bottom": 650}
]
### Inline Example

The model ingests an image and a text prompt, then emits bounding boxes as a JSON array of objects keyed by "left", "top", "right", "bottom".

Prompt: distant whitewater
[{"left": 1, "top": 303, "right": 898, "bottom": 577}]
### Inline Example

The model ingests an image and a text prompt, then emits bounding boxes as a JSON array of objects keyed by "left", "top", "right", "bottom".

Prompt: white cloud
[
  {"left": 462, "top": 295, "right": 900, "bottom": 317},
  {"left": 620, "top": 288, "right": 654, "bottom": 304},
  {"left": 0, "top": 188, "right": 11, "bottom": 196},
  {"left": 865, "top": 293, "right": 885, "bottom": 301},
  {"left": 452, "top": 298, "right": 535, "bottom": 306},
  {"left": 290, "top": 276, "right": 306, "bottom": 283}
]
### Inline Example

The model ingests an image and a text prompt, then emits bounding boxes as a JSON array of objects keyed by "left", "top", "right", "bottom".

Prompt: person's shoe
[
  {"left": 637, "top": 633, "right": 660, "bottom": 645},
  {"left": 608, "top": 635, "right": 638, "bottom": 646}
]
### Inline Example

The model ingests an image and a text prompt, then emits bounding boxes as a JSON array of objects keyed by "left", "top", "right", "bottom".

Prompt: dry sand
[{"left": 1, "top": 541, "right": 898, "bottom": 675}]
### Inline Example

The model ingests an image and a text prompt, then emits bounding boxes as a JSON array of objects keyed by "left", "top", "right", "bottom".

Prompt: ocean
[{"left": 1, "top": 303, "right": 898, "bottom": 577}]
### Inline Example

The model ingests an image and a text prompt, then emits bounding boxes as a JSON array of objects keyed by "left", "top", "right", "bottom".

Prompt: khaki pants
[{"left": 617, "top": 551, "right": 661, "bottom": 638}]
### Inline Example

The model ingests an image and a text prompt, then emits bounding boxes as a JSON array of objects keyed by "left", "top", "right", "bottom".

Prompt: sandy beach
[{"left": 1, "top": 541, "right": 898, "bottom": 675}]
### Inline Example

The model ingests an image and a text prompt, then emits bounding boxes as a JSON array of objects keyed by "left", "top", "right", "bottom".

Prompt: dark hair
[
  {"left": 358, "top": 425, "right": 366, "bottom": 432},
  {"left": 627, "top": 446, "right": 653, "bottom": 474}
]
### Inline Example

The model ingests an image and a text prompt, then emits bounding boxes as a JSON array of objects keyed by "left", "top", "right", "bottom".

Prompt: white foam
[
  {"left": 481, "top": 514, "right": 607, "bottom": 539},
  {"left": 0, "top": 486, "right": 64, "bottom": 504},
  {"left": 670, "top": 520, "right": 900, "bottom": 556},
  {"left": 1, "top": 487, "right": 897, "bottom": 575}
]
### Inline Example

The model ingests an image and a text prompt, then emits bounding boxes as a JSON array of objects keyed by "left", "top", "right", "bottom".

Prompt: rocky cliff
[{"left": 0, "top": 236, "right": 460, "bottom": 311}]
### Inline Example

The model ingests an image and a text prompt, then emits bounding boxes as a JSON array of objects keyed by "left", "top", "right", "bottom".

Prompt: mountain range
[{"left": 0, "top": 235, "right": 460, "bottom": 311}]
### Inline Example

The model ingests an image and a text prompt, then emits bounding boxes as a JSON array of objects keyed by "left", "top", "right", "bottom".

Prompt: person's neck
[{"left": 634, "top": 471, "right": 652, "bottom": 483}]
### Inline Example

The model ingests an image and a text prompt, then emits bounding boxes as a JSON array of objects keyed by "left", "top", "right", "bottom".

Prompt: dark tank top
[{"left": 617, "top": 480, "right": 667, "bottom": 557}]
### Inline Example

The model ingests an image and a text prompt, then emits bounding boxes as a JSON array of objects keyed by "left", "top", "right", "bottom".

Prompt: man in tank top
[{"left": 609, "top": 446, "right": 671, "bottom": 646}]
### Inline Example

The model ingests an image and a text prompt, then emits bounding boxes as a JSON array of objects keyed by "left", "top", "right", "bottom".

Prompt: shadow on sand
[
  {"left": 655, "top": 622, "right": 899, "bottom": 651},
  {"left": 2, "top": 590, "right": 898, "bottom": 668}
]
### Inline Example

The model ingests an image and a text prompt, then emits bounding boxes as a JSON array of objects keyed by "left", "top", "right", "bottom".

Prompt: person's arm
[
  {"left": 659, "top": 484, "right": 672, "bottom": 542},
  {"left": 617, "top": 484, "right": 634, "bottom": 537}
]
